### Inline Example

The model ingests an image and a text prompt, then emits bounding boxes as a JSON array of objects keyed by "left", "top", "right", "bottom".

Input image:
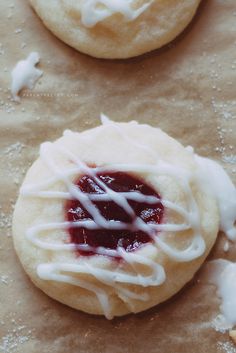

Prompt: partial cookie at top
[{"left": 29, "top": 0, "right": 201, "bottom": 59}]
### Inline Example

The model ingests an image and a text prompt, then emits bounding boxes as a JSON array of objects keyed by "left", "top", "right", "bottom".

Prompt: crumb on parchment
[{"left": 229, "top": 330, "right": 236, "bottom": 344}]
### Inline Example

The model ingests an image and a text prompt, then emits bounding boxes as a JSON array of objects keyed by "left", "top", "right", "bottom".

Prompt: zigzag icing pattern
[{"left": 20, "top": 116, "right": 236, "bottom": 318}]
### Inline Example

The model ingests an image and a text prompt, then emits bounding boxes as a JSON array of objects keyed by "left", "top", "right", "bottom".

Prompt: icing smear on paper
[
  {"left": 203, "top": 260, "right": 236, "bottom": 332},
  {"left": 11, "top": 52, "right": 43, "bottom": 102}
]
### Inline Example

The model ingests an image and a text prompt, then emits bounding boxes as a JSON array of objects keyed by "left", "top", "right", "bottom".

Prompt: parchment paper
[{"left": 0, "top": 0, "right": 236, "bottom": 352}]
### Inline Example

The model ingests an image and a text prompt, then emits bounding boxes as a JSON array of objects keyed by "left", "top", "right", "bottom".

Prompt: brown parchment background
[{"left": 0, "top": 0, "right": 236, "bottom": 352}]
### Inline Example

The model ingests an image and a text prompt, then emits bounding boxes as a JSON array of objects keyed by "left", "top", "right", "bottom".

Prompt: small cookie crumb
[
  {"left": 223, "top": 240, "right": 230, "bottom": 252},
  {"left": 229, "top": 330, "right": 236, "bottom": 344}
]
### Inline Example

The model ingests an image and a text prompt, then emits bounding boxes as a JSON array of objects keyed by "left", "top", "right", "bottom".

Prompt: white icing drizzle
[
  {"left": 11, "top": 52, "right": 43, "bottom": 102},
  {"left": 80, "top": 0, "right": 152, "bottom": 28},
  {"left": 194, "top": 155, "right": 236, "bottom": 241},
  {"left": 203, "top": 260, "right": 236, "bottom": 331},
  {"left": 101, "top": 114, "right": 158, "bottom": 160},
  {"left": 20, "top": 116, "right": 236, "bottom": 319}
]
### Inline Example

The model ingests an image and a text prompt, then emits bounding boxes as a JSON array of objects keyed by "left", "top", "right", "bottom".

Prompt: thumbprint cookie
[{"left": 13, "top": 116, "right": 236, "bottom": 319}]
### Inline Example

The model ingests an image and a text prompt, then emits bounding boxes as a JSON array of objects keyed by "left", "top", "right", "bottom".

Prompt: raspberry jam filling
[{"left": 65, "top": 172, "right": 164, "bottom": 256}]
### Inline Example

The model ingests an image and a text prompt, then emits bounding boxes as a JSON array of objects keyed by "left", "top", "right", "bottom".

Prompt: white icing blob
[
  {"left": 11, "top": 52, "right": 43, "bottom": 102},
  {"left": 195, "top": 155, "right": 236, "bottom": 241},
  {"left": 81, "top": 0, "right": 152, "bottom": 28},
  {"left": 203, "top": 260, "right": 236, "bottom": 331}
]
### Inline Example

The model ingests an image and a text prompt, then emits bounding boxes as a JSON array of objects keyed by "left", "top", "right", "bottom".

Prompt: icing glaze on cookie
[
  {"left": 194, "top": 155, "right": 236, "bottom": 241},
  {"left": 80, "top": 0, "right": 152, "bottom": 27},
  {"left": 20, "top": 116, "right": 236, "bottom": 319}
]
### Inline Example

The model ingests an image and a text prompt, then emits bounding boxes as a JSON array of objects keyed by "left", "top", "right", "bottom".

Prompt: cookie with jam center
[{"left": 13, "top": 118, "right": 224, "bottom": 319}]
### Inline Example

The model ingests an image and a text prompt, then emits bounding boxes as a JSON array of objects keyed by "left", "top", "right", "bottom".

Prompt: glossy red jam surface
[{"left": 65, "top": 172, "right": 164, "bottom": 256}]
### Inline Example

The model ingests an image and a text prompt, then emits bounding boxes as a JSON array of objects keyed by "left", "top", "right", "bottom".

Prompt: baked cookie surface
[
  {"left": 29, "top": 0, "right": 201, "bottom": 59},
  {"left": 12, "top": 118, "right": 220, "bottom": 319}
]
